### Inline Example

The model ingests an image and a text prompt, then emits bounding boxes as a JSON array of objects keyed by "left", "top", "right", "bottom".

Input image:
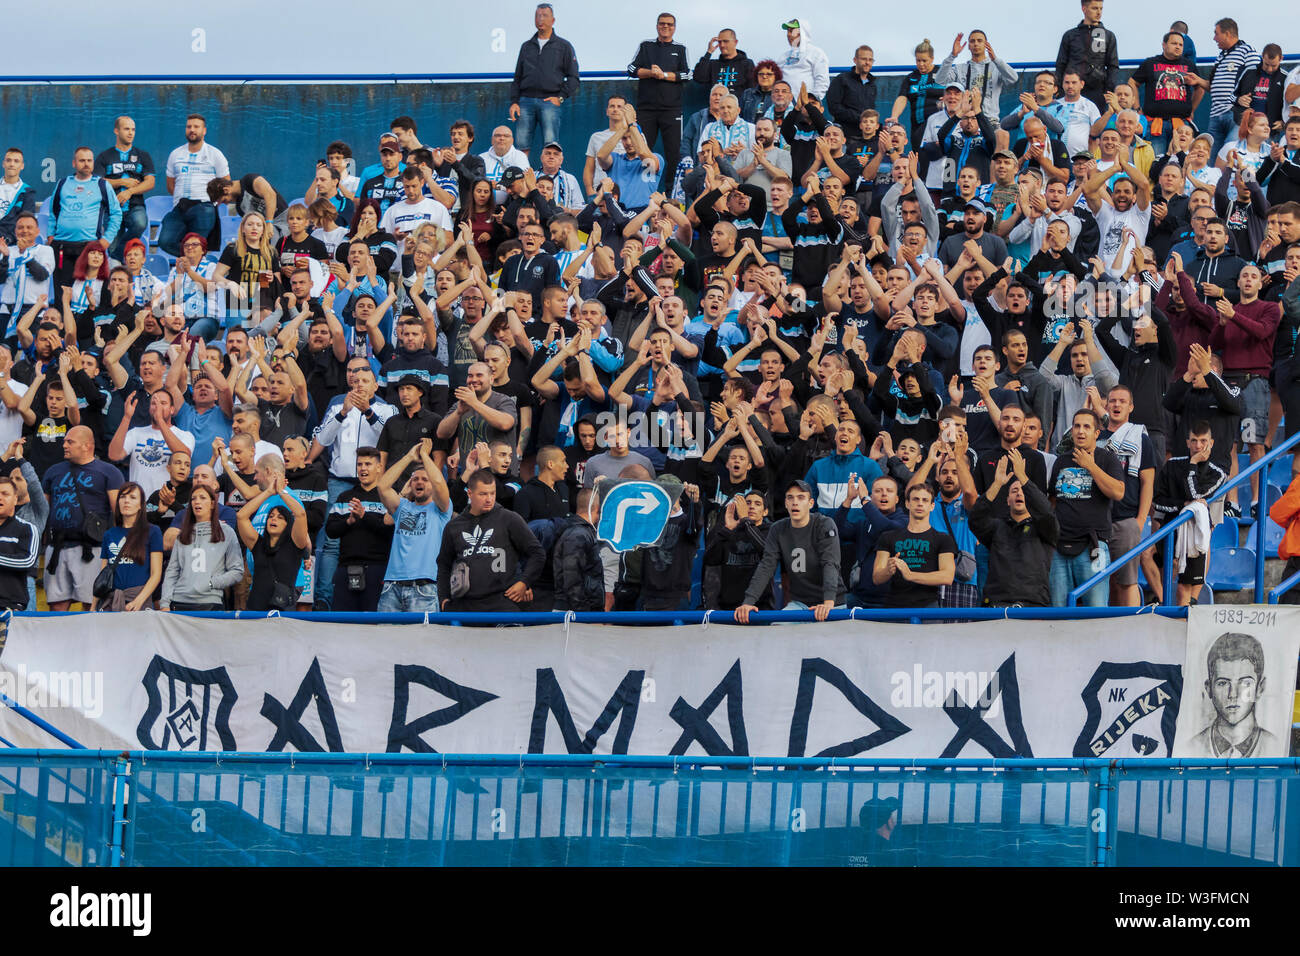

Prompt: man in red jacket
[{"left": 1209, "top": 263, "right": 1281, "bottom": 511}]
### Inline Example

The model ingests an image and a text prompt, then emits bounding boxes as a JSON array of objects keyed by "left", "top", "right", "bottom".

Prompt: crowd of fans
[{"left": 0, "top": 1, "right": 1299, "bottom": 617}]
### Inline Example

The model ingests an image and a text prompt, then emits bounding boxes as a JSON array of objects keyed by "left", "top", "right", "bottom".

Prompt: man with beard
[
  {"left": 376, "top": 438, "right": 452, "bottom": 613},
  {"left": 735, "top": 117, "right": 792, "bottom": 200}
]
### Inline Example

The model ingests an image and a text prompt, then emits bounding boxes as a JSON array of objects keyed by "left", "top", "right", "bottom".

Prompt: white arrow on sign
[{"left": 612, "top": 491, "right": 662, "bottom": 544}]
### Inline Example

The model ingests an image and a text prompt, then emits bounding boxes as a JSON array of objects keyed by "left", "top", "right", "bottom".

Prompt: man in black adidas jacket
[
  {"left": 0, "top": 475, "right": 39, "bottom": 610},
  {"left": 439, "top": 468, "right": 545, "bottom": 612},
  {"left": 969, "top": 450, "right": 1058, "bottom": 606}
]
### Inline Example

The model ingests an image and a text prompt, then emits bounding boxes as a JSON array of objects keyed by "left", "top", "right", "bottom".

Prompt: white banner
[
  {"left": 1174, "top": 607, "right": 1300, "bottom": 760},
  {"left": 0, "top": 612, "right": 1216, "bottom": 758}
]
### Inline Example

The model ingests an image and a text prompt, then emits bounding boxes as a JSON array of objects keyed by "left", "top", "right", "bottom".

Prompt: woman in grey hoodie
[{"left": 160, "top": 486, "right": 243, "bottom": 611}]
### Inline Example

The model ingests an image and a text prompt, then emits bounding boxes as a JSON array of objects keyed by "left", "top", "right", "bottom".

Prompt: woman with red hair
[
  {"left": 70, "top": 239, "right": 109, "bottom": 314},
  {"left": 741, "top": 60, "right": 783, "bottom": 122}
]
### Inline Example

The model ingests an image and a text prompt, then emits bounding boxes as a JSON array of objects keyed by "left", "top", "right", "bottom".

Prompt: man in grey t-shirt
[{"left": 582, "top": 420, "right": 655, "bottom": 487}]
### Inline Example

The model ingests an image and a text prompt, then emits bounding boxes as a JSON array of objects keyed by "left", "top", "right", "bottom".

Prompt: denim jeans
[
  {"left": 1207, "top": 112, "right": 1236, "bottom": 161},
  {"left": 110, "top": 204, "right": 149, "bottom": 260},
  {"left": 157, "top": 202, "right": 217, "bottom": 256},
  {"left": 378, "top": 579, "right": 439, "bottom": 613},
  {"left": 515, "top": 97, "right": 561, "bottom": 154},
  {"left": 1049, "top": 542, "right": 1110, "bottom": 607},
  {"left": 313, "top": 475, "right": 356, "bottom": 610}
]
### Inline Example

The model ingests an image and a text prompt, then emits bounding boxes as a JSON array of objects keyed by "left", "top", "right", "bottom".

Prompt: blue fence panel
[{"left": 0, "top": 752, "right": 117, "bottom": 866}]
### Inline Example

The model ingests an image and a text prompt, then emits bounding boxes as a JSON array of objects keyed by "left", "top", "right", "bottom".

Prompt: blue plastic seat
[
  {"left": 1243, "top": 485, "right": 1285, "bottom": 558},
  {"left": 145, "top": 253, "right": 172, "bottom": 278},
  {"left": 1209, "top": 516, "right": 1239, "bottom": 551},
  {"left": 145, "top": 195, "right": 173, "bottom": 242},
  {"left": 1205, "top": 547, "right": 1255, "bottom": 591},
  {"left": 1268, "top": 455, "right": 1295, "bottom": 489}
]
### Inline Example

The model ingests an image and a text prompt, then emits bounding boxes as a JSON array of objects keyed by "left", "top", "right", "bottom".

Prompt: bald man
[{"left": 41, "top": 425, "right": 124, "bottom": 610}]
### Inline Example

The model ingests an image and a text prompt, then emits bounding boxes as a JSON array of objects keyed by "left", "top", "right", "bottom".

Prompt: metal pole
[
  {"left": 1256, "top": 486, "right": 1268, "bottom": 601},
  {"left": 109, "top": 757, "right": 130, "bottom": 868}
]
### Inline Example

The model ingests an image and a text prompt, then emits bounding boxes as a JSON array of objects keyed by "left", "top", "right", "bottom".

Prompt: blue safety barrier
[
  {"left": 1070, "top": 430, "right": 1300, "bottom": 606},
  {"left": 1, "top": 750, "right": 1297, "bottom": 867}
]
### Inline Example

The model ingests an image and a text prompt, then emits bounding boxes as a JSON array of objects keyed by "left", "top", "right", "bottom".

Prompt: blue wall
[{"left": 1, "top": 67, "right": 1213, "bottom": 207}]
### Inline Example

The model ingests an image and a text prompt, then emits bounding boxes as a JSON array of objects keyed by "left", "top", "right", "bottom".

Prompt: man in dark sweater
[
  {"left": 1151, "top": 422, "right": 1228, "bottom": 605},
  {"left": 736, "top": 479, "right": 843, "bottom": 621},
  {"left": 703, "top": 490, "right": 772, "bottom": 611},
  {"left": 970, "top": 449, "right": 1058, "bottom": 606},
  {"left": 438, "top": 468, "right": 545, "bottom": 612},
  {"left": 324, "top": 446, "right": 393, "bottom": 612}
]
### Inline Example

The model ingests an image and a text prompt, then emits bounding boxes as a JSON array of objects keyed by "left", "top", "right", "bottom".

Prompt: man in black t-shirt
[
  {"left": 1048, "top": 408, "right": 1126, "bottom": 607},
  {"left": 873, "top": 483, "right": 957, "bottom": 608},
  {"left": 95, "top": 116, "right": 155, "bottom": 261},
  {"left": 1097, "top": 385, "right": 1157, "bottom": 607}
]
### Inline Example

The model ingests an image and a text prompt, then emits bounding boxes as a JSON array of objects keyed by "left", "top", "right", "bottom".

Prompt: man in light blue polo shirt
[{"left": 376, "top": 438, "right": 452, "bottom": 612}]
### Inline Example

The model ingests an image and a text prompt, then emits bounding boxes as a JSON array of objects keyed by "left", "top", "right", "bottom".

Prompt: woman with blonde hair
[
  {"left": 212, "top": 210, "right": 281, "bottom": 321},
  {"left": 891, "top": 39, "right": 943, "bottom": 148}
]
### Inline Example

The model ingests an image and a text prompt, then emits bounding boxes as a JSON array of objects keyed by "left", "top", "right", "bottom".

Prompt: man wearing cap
[
  {"left": 920, "top": 81, "right": 968, "bottom": 197},
  {"left": 376, "top": 373, "right": 441, "bottom": 485},
  {"left": 735, "top": 477, "right": 843, "bottom": 621},
  {"left": 358, "top": 135, "right": 406, "bottom": 216},
  {"left": 95, "top": 116, "right": 155, "bottom": 262},
  {"left": 938, "top": 199, "right": 1007, "bottom": 270},
  {"left": 778, "top": 20, "right": 829, "bottom": 101},
  {"left": 627, "top": 13, "right": 690, "bottom": 192},
  {"left": 508, "top": 4, "right": 580, "bottom": 158},
  {"left": 535, "top": 142, "right": 583, "bottom": 214}
]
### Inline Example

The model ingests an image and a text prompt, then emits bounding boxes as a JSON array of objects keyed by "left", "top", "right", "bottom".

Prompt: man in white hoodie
[{"left": 778, "top": 19, "right": 829, "bottom": 100}]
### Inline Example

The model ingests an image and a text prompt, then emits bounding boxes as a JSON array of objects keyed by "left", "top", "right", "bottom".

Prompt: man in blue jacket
[
  {"left": 48, "top": 146, "right": 121, "bottom": 290},
  {"left": 508, "top": 4, "right": 580, "bottom": 158},
  {"left": 804, "top": 419, "right": 882, "bottom": 513}
]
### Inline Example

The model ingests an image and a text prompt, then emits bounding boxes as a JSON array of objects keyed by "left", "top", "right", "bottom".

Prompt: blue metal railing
[
  {"left": 1070, "top": 430, "right": 1300, "bottom": 606},
  {"left": 1270, "top": 565, "right": 1300, "bottom": 605},
  {"left": 2, "top": 750, "right": 1296, "bottom": 867},
  {"left": 0, "top": 53, "right": 1292, "bottom": 84}
]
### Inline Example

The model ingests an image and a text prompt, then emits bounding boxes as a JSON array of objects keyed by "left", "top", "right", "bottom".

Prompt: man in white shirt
[
  {"left": 379, "top": 168, "right": 453, "bottom": 255},
  {"left": 107, "top": 389, "right": 197, "bottom": 499},
  {"left": 479, "top": 127, "right": 530, "bottom": 204},
  {"left": 1048, "top": 70, "right": 1103, "bottom": 158},
  {"left": 584, "top": 94, "right": 630, "bottom": 197},
  {"left": 0, "top": 213, "right": 54, "bottom": 338},
  {"left": 159, "top": 114, "right": 229, "bottom": 257},
  {"left": 1083, "top": 145, "right": 1152, "bottom": 275}
]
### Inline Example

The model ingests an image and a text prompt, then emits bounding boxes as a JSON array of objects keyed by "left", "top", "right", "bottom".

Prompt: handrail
[
  {"left": 3, "top": 749, "right": 1299, "bottom": 772},
  {"left": 1269, "top": 564, "right": 1300, "bottom": 605},
  {"left": 1, "top": 606, "right": 1189, "bottom": 624},
  {"left": 1069, "top": 429, "right": 1300, "bottom": 606},
  {"left": 0, "top": 54, "right": 1292, "bottom": 84}
]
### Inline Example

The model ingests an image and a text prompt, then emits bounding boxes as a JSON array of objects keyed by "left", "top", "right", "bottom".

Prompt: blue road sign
[{"left": 597, "top": 481, "right": 674, "bottom": 552}]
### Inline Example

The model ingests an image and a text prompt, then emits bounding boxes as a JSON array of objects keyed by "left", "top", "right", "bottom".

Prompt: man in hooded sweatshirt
[
  {"left": 777, "top": 19, "right": 829, "bottom": 100},
  {"left": 439, "top": 467, "right": 545, "bottom": 612}
]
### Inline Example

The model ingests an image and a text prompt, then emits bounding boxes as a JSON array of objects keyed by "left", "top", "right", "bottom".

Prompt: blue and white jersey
[
  {"left": 700, "top": 119, "right": 756, "bottom": 154},
  {"left": 165, "top": 143, "right": 230, "bottom": 204},
  {"left": 166, "top": 259, "right": 222, "bottom": 319},
  {"left": 540, "top": 168, "right": 584, "bottom": 210},
  {"left": 1, "top": 243, "right": 54, "bottom": 312},
  {"left": 131, "top": 270, "right": 165, "bottom": 309},
  {"left": 70, "top": 279, "right": 102, "bottom": 314}
]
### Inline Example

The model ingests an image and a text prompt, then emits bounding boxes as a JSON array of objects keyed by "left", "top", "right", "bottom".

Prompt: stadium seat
[
  {"left": 220, "top": 214, "right": 241, "bottom": 246},
  {"left": 1205, "top": 547, "right": 1255, "bottom": 592},
  {"left": 1242, "top": 485, "right": 1285, "bottom": 558},
  {"left": 1268, "top": 454, "right": 1295, "bottom": 489},
  {"left": 1209, "top": 516, "right": 1238, "bottom": 551},
  {"left": 145, "top": 195, "right": 173, "bottom": 242},
  {"left": 145, "top": 253, "right": 172, "bottom": 278}
]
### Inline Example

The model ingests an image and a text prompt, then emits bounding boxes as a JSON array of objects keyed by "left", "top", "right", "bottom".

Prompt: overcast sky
[{"left": 4, "top": 2, "right": 1295, "bottom": 77}]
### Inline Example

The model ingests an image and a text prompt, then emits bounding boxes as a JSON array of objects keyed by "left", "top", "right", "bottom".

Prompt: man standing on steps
[
  {"left": 1054, "top": 0, "right": 1119, "bottom": 112},
  {"left": 95, "top": 117, "right": 155, "bottom": 262},
  {"left": 873, "top": 482, "right": 958, "bottom": 609},
  {"left": 377, "top": 439, "right": 453, "bottom": 613},
  {"left": 735, "top": 479, "right": 843, "bottom": 622},
  {"left": 1097, "top": 385, "right": 1156, "bottom": 607},
  {"left": 158, "top": 115, "right": 229, "bottom": 257},
  {"left": 508, "top": 4, "right": 581, "bottom": 159},
  {"left": 627, "top": 13, "right": 690, "bottom": 192}
]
